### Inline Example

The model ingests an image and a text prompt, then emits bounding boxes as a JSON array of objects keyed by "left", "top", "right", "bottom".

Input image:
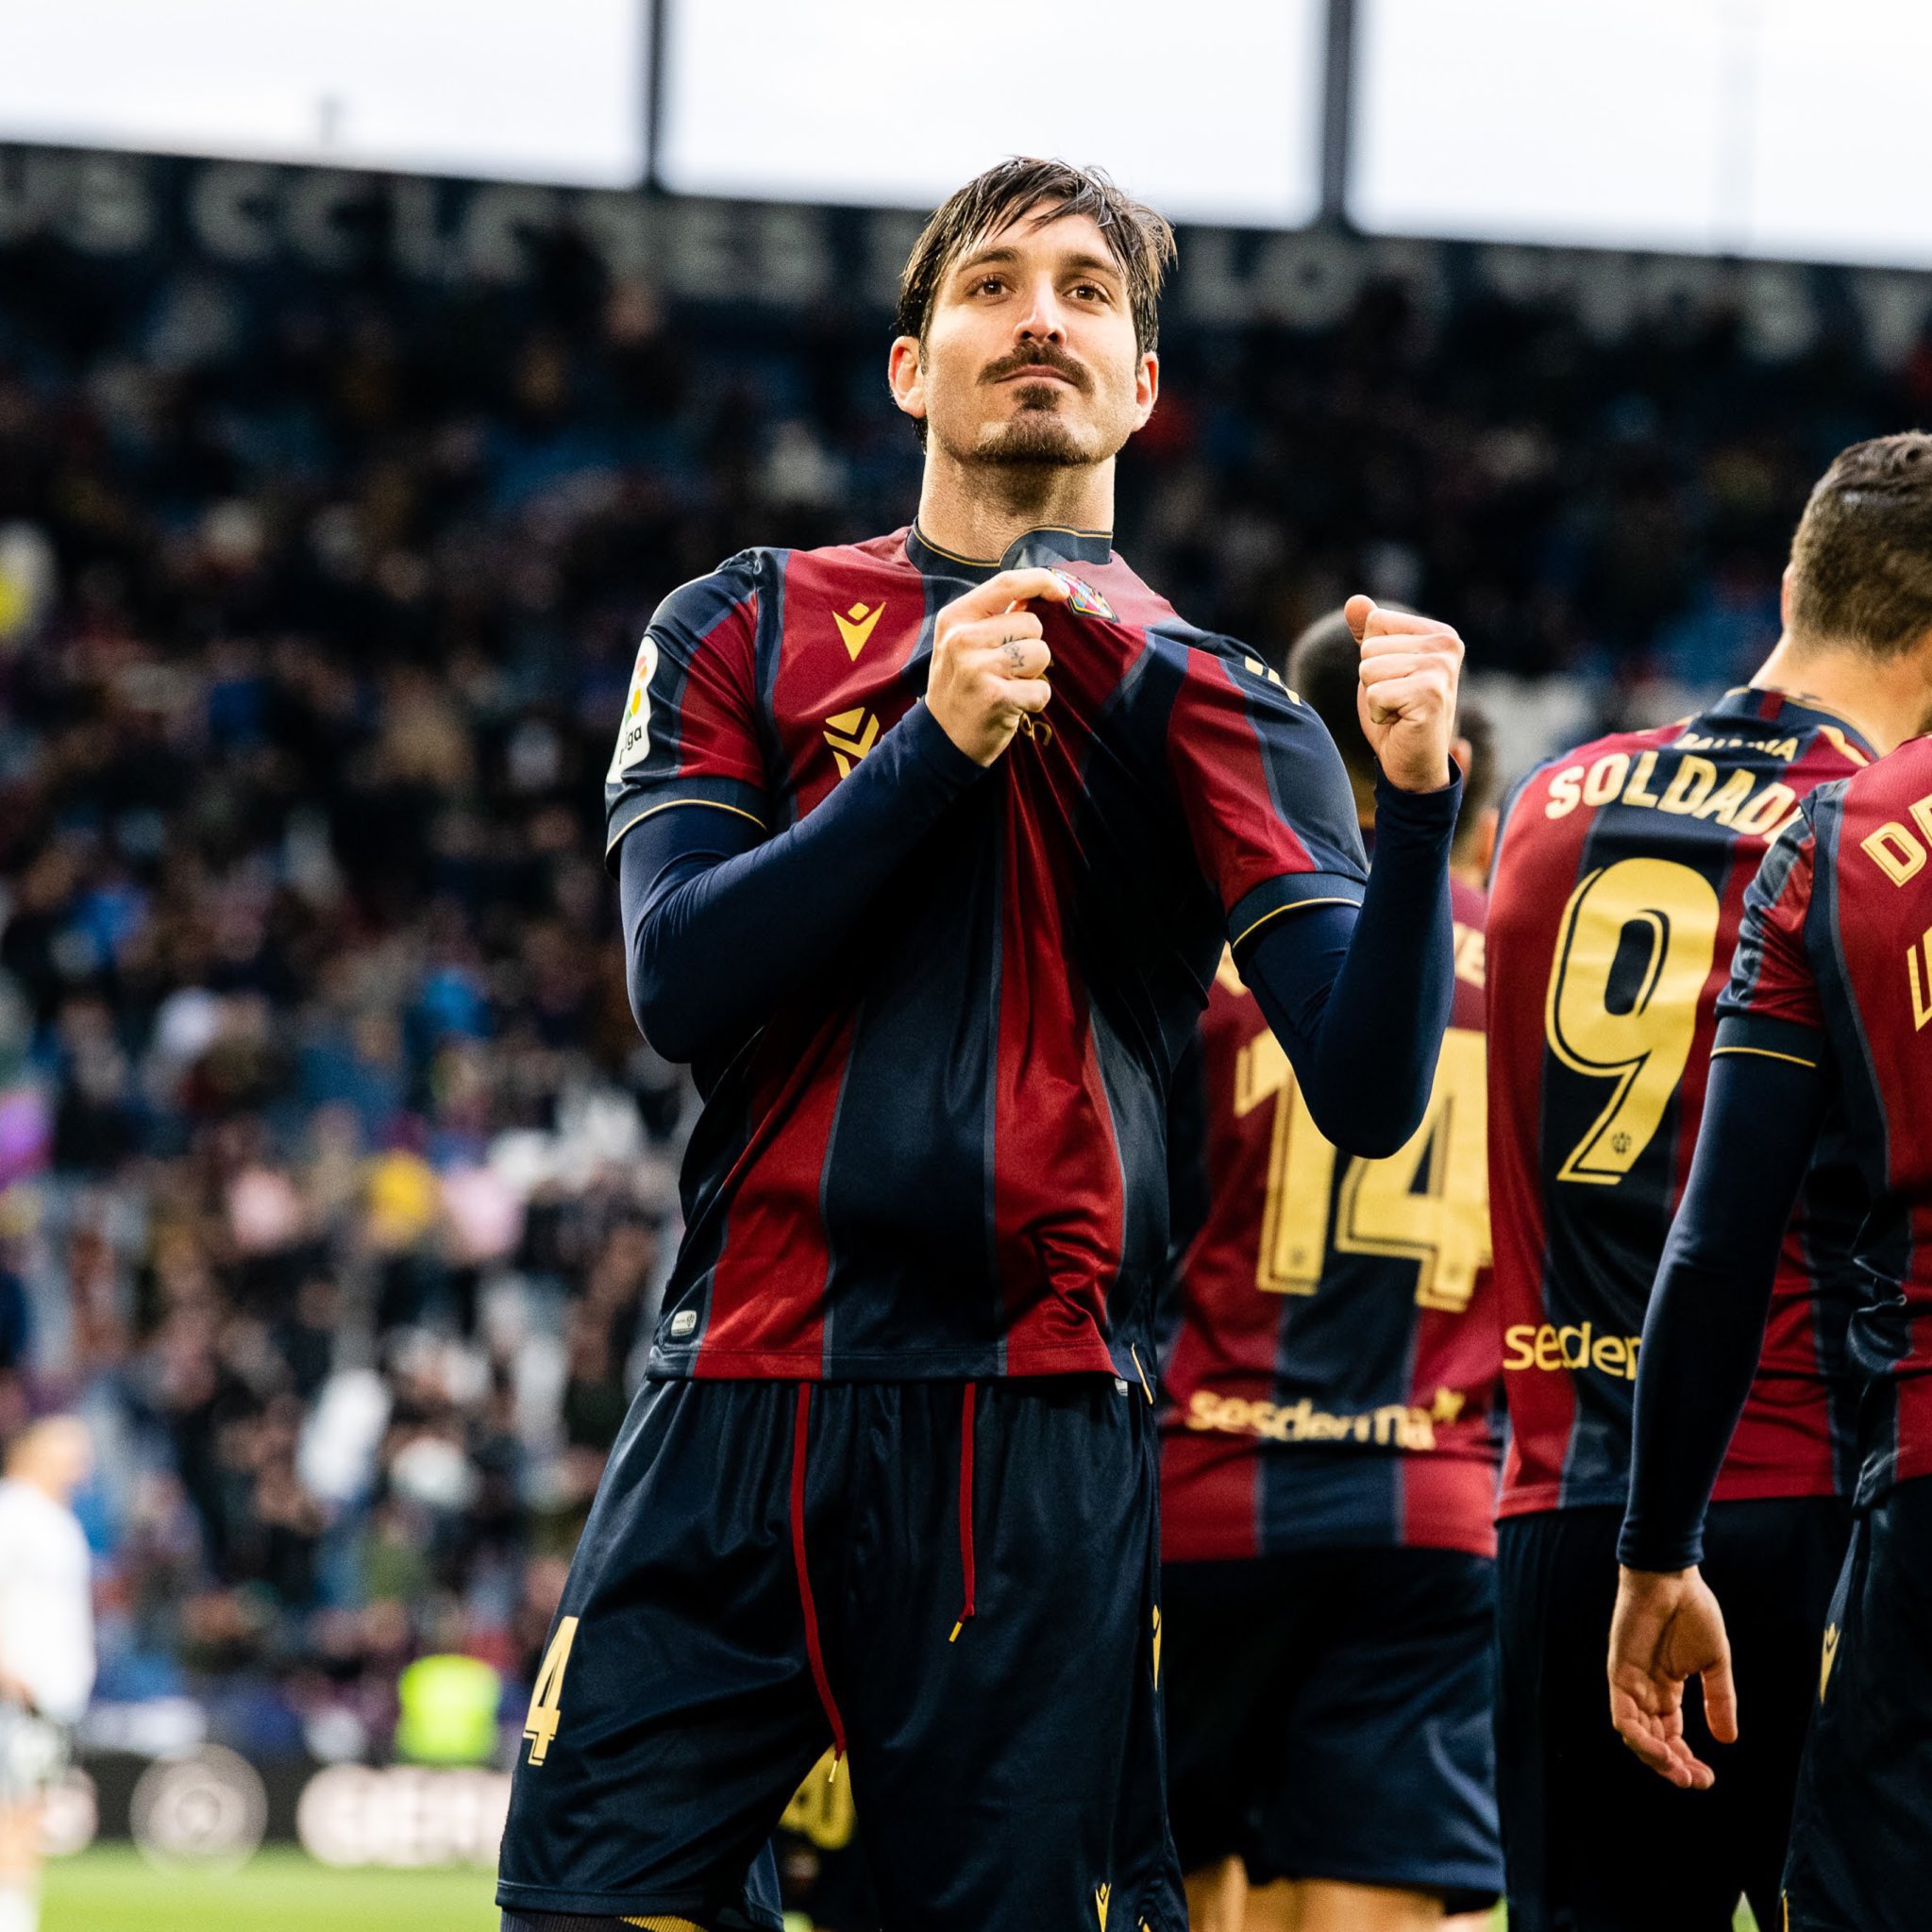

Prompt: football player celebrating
[
  {"left": 496, "top": 160, "right": 1465, "bottom": 1932},
  {"left": 1610, "top": 441, "right": 1932, "bottom": 1932},
  {"left": 1484, "top": 436, "right": 1932, "bottom": 1930},
  {"left": 1160, "top": 620, "right": 1504, "bottom": 1932}
]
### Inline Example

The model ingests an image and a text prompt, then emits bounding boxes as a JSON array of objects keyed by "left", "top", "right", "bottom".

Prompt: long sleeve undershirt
[
  {"left": 1618, "top": 1047, "right": 1829, "bottom": 1572},
  {"left": 618, "top": 699, "right": 1457, "bottom": 1159}
]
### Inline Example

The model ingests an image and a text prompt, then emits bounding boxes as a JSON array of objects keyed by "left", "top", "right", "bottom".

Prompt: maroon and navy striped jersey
[
  {"left": 1487, "top": 687, "right": 1872, "bottom": 1517},
  {"left": 1159, "top": 879, "right": 1502, "bottom": 1561},
  {"left": 1722, "top": 739, "right": 1932, "bottom": 1506},
  {"left": 605, "top": 526, "right": 1368, "bottom": 1382}
]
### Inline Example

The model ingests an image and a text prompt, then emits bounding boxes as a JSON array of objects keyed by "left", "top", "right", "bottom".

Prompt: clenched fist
[
  {"left": 927, "top": 568, "right": 1070, "bottom": 766},
  {"left": 1344, "top": 595, "right": 1464, "bottom": 794}
]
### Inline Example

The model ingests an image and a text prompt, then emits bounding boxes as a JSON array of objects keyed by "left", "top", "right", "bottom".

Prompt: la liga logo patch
[
  {"left": 607, "top": 634, "right": 660, "bottom": 781},
  {"left": 1049, "top": 570, "right": 1115, "bottom": 621}
]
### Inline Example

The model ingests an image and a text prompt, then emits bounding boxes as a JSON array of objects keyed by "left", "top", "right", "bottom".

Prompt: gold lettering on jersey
[
  {"left": 1502, "top": 1321, "right": 1641, "bottom": 1379},
  {"left": 833, "top": 600, "right": 884, "bottom": 661},
  {"left": 1657, "top": 755, "right": 1717, "bottom": 815},
  {"left": 1676, "top": 732, "right": 1800, "bottom": 760},
  {"left": 822, "top": 707, "right": 881, "bottom": 777},
  {"left": 1541, "top": 750, "right": 1800, "bottom": 840},
  {"left": 1582, "top": 753, "right": 1628, "bottom": 806},
  {"left": 1184, "top": 1386, "right": 1464, "bottom": 1452},
  {"left": 1625, "top": 750, "right": 1662, "bottom": 806},
  {"left": 1861, "top": 793, "right": 1932, "bottom": 884},
  {"left": 1910, "top": 929, "right": 1932, "bottom": 1032}
]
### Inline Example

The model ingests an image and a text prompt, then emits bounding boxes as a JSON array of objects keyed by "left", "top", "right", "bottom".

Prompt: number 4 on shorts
[{"left": 523, "top": 1616, "right": 580, "bottom": 1766}]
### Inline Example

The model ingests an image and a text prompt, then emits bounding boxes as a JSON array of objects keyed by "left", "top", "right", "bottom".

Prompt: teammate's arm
[
  {"left": 1610, "top": 815, "right": 1832, "bottom": 1787},
  {"left": 1229, "top": 598, "right": 1464, "bottom": 1158},
  {"left": 1238, "top": 781, "right": 1458, "bottom": 1158},
  {"left": 618, "top": 569, "right": 1066, "bottom": 1065}
]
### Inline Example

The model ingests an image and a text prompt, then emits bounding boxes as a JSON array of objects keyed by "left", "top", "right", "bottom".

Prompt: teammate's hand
[
  {"left": 927, "top": 568, "right": 1069, "bottom": 766},
  {"left": 1606, "top": 1564, "right": 1737, "bottom": 1789},
  {"left": 1344, "top": 596, "right": 1463, "bottom": 793}
]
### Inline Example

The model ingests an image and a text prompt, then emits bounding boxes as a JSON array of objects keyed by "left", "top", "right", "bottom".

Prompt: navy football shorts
[
  {"left": 1161, "top": 1544, "right": 1503, "bottom": 1915},
  {"left": 1496, "top": 1496, "right": 1850, "bottom": 1932},
  {"left": 496, "top": 1374, "right": 1184, "bottom": 1932},
  {"left": 1783, "top": 1475, "right": 1932, "bottom": 1932}
]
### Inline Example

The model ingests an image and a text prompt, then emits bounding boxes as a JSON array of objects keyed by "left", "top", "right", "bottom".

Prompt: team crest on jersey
[
  {"left": 607, "top": 635, "right": 660, "bottom": 781},
  {"left": 1049, "top": 569, "right": 1114, "bottom": 620}
]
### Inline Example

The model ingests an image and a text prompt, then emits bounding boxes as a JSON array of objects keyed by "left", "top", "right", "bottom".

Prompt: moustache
[{"left": 983, "top": 345, "right": 1089, "bottom": 392}]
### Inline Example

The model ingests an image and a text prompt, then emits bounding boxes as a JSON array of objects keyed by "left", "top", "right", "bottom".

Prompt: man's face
[{"left": 890, "top": 208, "right": 1157, "bottom": 470}]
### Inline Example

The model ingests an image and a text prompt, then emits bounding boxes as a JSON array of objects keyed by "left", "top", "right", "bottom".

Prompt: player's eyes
[
  {"left": 973, "top": 277, "right": 1006, "bottom": 296},
  {"left": 1071, "top": 282, "right": 1109, "bottom": 302}
]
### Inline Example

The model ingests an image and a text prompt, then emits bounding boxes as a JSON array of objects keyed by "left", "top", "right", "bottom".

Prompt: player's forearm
[
  {"left": 620, "top": 701, "right": 983, "bottom": 1064},
  {"left": 1619, "top": 1043, "right": 1828, "bottom": 1571},
  {"left": 1240, "top": 771, "right": 1459, "bottom": 1158}
]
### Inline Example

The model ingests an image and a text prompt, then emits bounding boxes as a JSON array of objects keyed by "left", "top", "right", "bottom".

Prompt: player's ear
[
  {"left": 1133, "top": 350, "right": 1159, "bottom": 429},
  {"left": 1780, "top": 563, "right": 1794, "bottom": 631},
  {"left": 888, "top": 335, "right": 927, "bottom": 425}
]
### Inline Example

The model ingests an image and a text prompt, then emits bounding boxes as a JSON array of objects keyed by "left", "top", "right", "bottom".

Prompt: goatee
[{"left": 974, "top": 400, "right": 1088, "bottom": 469}]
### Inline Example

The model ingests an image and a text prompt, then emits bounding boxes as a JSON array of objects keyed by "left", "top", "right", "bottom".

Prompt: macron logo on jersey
[{"left": 833, "top": 599, "right": 884, "bottom": 661}]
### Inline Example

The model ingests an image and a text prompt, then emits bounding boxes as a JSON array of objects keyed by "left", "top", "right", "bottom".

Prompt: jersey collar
[
  {"left": 906, "top": 521, "right": 1114, "bottom": 580},
  {"left": 1708, "top": 685, "right": 1878, "bottom": 759}
]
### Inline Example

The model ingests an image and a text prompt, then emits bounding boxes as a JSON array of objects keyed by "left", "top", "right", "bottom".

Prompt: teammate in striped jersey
[
  {"left": 1612, "top": 433, "right": 1932, "bottom": 1932},
  {"left": 1484, "top": 436, "right": 1932, "bottom": 1931},
  {"left": 1160, "top": 624, "right": 1505, "bottom": 1932}
]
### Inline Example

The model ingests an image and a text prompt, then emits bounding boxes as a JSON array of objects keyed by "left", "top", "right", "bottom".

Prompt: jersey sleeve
[
  {"left": 1713, "top": 809, "right": 1827, "bottom": 1067},
  {"left": 604, "top": 555, "right": 769, "bottom": 870},
  {"left": 1165, "top": 641, "right": 1369, "bottom": 949}
]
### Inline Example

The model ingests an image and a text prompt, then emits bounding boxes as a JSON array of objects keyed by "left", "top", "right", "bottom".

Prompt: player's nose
[{"left": 1012, "top": 278, "right": 1068, "bottom": 344}]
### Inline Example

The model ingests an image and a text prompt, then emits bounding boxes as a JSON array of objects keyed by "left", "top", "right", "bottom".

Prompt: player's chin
[{"left": 973, "top": 415, "right": 1093, "bottom": 469}]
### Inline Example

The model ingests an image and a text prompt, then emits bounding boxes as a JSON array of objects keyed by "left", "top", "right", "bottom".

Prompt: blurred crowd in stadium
[{"left": 0, "top": 214, "right": 1927, "bottom": 1764}]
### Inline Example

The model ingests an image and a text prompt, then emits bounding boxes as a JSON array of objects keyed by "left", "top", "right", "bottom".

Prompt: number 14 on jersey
[{"left": 1234, "top": 1026, "right": 1490, "bottom": 1312}]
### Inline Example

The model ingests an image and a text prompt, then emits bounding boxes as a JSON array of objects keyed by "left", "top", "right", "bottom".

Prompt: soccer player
[
  {"left": 1609, "top": 437, "right": 1932, "bottom": 1932},
  {"left": 1483, "top": 436, "right": 1932, "bottom": 1931},
  {"left": 496, "top": 158, "right": 1466, "bottom": 1932},
  {"left": 0, "top": 1418, "right": 94, "bottom": 1932},
  {"left": 1160, "top": 619, "right": 1504, "bottom": 1932}
]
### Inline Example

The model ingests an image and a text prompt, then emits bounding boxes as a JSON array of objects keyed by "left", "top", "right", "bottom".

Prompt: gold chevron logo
[
  {"left": 1820, "top": 1622, "right": 1840, "bottom": 1703},
  {"left": 833, "top": 600, "right": 884, "bottom": 661},
  {"left": 1094, "top": 1884, "right": 1111, "bottom": 1931},
  {"left": 824, "top": 707, "right": 881, "bottom": 777}
]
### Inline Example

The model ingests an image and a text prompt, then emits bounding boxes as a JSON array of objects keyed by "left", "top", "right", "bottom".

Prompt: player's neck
[
  {"left": 914, "top": 447, "right": 1115, "bottom": 563},
  {"left": 1751, "top": 632, "right": 1932, "bottom": 756}
]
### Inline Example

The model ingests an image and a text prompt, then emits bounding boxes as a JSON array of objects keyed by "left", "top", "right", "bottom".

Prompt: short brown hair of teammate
[{"left": 1787, "top": 430, "right": 1932, "bottom": 654}]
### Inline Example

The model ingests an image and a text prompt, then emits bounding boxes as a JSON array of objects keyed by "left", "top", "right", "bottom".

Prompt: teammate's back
[
  {"left": 1487, "top": 690, "right": 1871, "bottom": 1516},
  {"left": 1610, "top": 436, "right": 1932, "bottom": 1932},
  {"left": 1481, "top": 434, "right": 1932, "bottom": 1932}
]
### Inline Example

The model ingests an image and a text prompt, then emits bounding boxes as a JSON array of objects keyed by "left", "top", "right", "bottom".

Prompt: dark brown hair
[
  {"left": 1789, "top": 432, "right": 1932, "bottom": 656},
  {"left": 895, "top": 158, "right": 1177, "bottom": 355}
]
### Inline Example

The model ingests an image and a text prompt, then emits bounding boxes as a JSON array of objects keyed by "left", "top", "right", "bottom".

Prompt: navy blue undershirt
[
  {"left": 1618, "top": 1046, "right": 1829, "bottom": 1572},
  {"left": 617, "top": 699, "right": 1458, "bottom": 1162}
]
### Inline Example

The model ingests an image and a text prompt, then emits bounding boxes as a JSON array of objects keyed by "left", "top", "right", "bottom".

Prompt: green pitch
[
  {"left": 43, "top": 1845, "right": 497, "bottom": 1932},
  {"left": 40, "top": 1846, "right": 1757, "bottom": 1931}
]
